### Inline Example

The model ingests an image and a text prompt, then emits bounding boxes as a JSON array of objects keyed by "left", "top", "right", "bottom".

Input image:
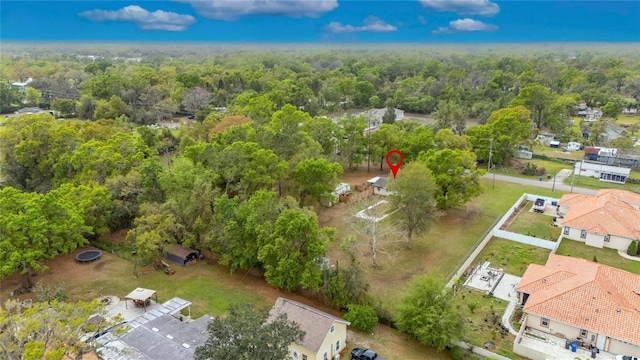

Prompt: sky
[{"left": 0, "top": 0, "right": 639, "bottom": 42}]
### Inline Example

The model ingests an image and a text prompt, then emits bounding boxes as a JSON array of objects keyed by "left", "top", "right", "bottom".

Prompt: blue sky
[{"left": 1, "top": 1, "right": 638, "bottom": 42}]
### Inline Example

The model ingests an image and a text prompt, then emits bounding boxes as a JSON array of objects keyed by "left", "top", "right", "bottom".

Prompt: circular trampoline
[{"left": 76, "top": 250, "right": 103, "bottom": 263}]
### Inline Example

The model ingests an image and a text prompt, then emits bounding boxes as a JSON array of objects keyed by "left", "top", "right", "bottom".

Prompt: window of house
[
  {"left": 291, "top": 351, "right": 298, "bottom": 360},
  {"left": 330, "top": 324, "right": 335, "bottom": 333},
  {"left": 604, "top": 234, "right": 610, "bottom": 242},
  {"left": 323, "top": 352, "right": 328, "bottom": 360},
  {"left": 302, "top": 356, "right": 307, "bottom": 360},
  {"left": 580, "top": 230, "right": 587, "bottom": 239},
  {"left": 336, "top": 340, "right": 340, "bottom": 351},
  {"left": 564, "top": 226, "right": 570, "bottom": 235},
  {"left": 541, "top": 317, "right": 549, "bottom": 327},
  {"left": 580, "top": 329, "right": 588, "bottom": 337}
]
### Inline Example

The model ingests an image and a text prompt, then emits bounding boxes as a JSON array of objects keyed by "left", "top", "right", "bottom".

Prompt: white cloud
[
  {"left": 175, "top": 0, "right": 338, "bottom": 20},
  {"left": 80, "top": 5, "right": 196, "bottom": 31},
  {"left": 433, "top": 18, "right": 498, "bottom": 34},
  {"left": 417, "top": 15, "right": 428, "bottom": 25},
  {"left": 420, "top": 0, "right": 500, "bottom": 16},
  {"left": 326, "top": 16, "right": 397, "bottom": 33}
]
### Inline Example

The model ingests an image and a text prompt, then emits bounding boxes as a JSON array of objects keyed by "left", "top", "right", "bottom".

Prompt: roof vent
[
  {"left": 634, "top": 290, "right": 640, "bottom": 295},
  {"left": 166, "top": 335, "right": 174, "bottom": 340},
  {"left": 542, "top": 279, "right": 547, "bottom": 283},
  {"left": 595, "top": 309, "right": 599, "bottom": 313},
  {"left": 617, "top": 308, "right": 621, "bottom": 313}
]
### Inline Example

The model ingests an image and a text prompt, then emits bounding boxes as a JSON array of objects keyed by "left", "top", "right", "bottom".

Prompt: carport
[{"left": 163, "top": 244, "right": 199, "bottom": 266}]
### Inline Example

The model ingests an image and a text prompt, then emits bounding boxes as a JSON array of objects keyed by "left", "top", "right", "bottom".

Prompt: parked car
[
  {"left": 615, "top": 356, "right": 639, "bottom": 360},
  {"left": 187, "top": 115, "right": 195, "bottom": 119},
  {"left": 351, "top": 348, "right": 386, "bottom": 360},
  {"left": 533, "top": 198, "right": 546, "bottom": 213}
]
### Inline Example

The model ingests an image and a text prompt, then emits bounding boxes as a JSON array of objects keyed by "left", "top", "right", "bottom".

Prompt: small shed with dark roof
[{"left": 163, "top": 244, "right": 199, "bottom": 266}]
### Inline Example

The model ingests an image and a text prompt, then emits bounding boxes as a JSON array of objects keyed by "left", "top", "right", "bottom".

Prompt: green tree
[
  {"left": 258, "top": 208, "right": 333, "bottom": 291},
  {"left": 434, "top": 100, "right": 466, "bottom": 135},
  {"left": 344, "top": 304, "right": 378, "bottom": 333},
  {"left": 396, "top": 276, "right": 465, "bottom": 351},
  {"left": 25, "top": 87, "right": 41, "bottom": 107},
  {"left": 0, "top": 299, "right": 120, "bottom": 360},
  {"left": 211, "top": 190, "right": 282, "bottom": 272},
  {"left": 76, "top": 95, "right": 95, "bottom": 120},
  {"left": 371, "top": 124, "right": 401, "bottom": 170},
  {"left": 601, "top": 97, "right": 625, "bottom": 119},
  {"left": 382, "top": 105, "right": 396, "bottom": 124},
  {"left": 467, "top": 106, "right": 531, "bottom": 165},
  {"left": 387, "top": 162, "right": 437, "bottom": 247},
  {"left": 302, "top": 116, "right": 341, "bottom": 157},
  {"left": 512, "top": 84, "right": 556, "bottom": 130},
  {"left": 293, "top": 158, "right": 343, "bottom": 206},
  {"left": 195, "top": 303, "right": 304, "bottom": 360},
  {"left": 0, "top": 187, "right": 90, "bottom": 289},
  {"left": 126, "top": 203, "right": 183, "bottom": 274},
  {"left": 0, "top": 82, "right": 23, "bottom": 112},
  {"left": 418, "top": 149, "right": 482, "bottom": 209},
  {"left": 338, "top": 115, "right": 367, "bottom": 170},
  {"left": 50, "top": 98, "right": 77, "bottom": 116}
]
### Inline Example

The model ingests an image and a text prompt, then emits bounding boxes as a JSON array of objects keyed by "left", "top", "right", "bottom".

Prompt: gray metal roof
[{"left": 119, "top": 314, "right": 212, "bottom": 360}]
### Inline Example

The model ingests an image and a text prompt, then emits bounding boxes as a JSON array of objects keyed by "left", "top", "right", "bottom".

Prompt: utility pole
[
  {"left": 488, "top": 138, "right": 495, "bottom": 189},
  {"left": 367, "top": 118, "right": 371, "bottom": 172},
  {"left": 552, "top": 172, "right": 556, "bottom": 192}
]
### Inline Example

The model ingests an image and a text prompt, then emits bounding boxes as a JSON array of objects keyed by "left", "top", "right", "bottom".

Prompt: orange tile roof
[
  {"left": 559, "top": 189, "right": 640, "bottom": 239},
  {"left": 517, "top": 255, "right": 640, "bottom": 346}
]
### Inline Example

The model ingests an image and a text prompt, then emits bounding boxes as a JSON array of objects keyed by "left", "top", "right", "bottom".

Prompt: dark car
[
  {"left": 350, "top": 348, "right": 386, "bottom": 360},
  {"left": 187, "top": 115, "right": 195, "bottom": 119}
]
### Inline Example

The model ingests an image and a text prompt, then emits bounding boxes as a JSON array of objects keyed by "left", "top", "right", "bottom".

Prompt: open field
[
  {"left": 320, "top": 171, "right": 567, "bottom": 308},
  {"left": 531, "top": 145, "right": 583, "bottom": 161},
  {"left": 555, "top": 239, "right": 640, "bottom": 274},
  {"left": 617, "top": 114, "right": 640, "bottom": 126},
  {"left": 474, "top": 237, "right": 551, "bottom": 277},
  {"left": 507, "top": 202, "right": 561, "bottom": 241}
]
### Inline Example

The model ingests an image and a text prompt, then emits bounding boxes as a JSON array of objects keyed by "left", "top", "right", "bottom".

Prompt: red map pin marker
[{"left": 385, "top": 150, "right": 404, "bottom": 179}]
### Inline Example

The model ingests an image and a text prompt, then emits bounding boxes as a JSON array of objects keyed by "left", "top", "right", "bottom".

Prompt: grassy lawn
[
  {"left": 617, "top": 114, "right": 640, "bottom": 126},
  {"left": 451, "top": 289, "right": 526, "bottom": 359},
  {"left": 555, "top": 239, "right": 640, "bottom": 274},
  {"left": 507, "top": 202, "right": 562, "bottom": 241},
  {"left": 563, "top": 173, "right": 640, "bottom": 192},
  {"left": 474, "top": 237, "right": 551, "bottom": 277},
  {"left": 322, "top": 177, "right": 567, "bottom": 309},
  {"left": 496, "top": 158, "right": 573, "bottom": 181},
  {"left": 531, "top": 145, "right": 583, "bottom": 161}
]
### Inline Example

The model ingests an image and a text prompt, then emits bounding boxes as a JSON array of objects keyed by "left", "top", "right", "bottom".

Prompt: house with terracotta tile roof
[
  {"left": 558, "top": 189, "right": 640, "bottom": 251},
  {"left": 268, "top": 297, "right": 350, "bottom": 360},
  {"left": 515, "top": 255, "right": 640, "bottom": 358}
]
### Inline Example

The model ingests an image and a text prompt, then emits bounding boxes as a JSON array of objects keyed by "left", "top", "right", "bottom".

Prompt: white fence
[{"left": 493, "top": 229, "right": 557, "bottom": 250}]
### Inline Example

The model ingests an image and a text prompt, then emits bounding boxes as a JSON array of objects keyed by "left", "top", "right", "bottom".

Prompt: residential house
[
  {"left": 566, "top": 142, "right": 581, "bottom": 151},
  {"left": 98, "top": 297, "right": 210, "bottom": 360},
  {"left": 558, "top": 189, "right": 640, "bottom": 251},
  {"left": 515, "top": 255, "right": 640, "bottom": 358},
  {"left": 11, "top": 78, "right": 33, "bottom": 92},
  {"left": 372, "top": 177, "right": 390, "bottom": 196},
  {"left": 582, "top": 147, "right": 640, "bottom": 168},
  {"left": 268, "top": 297, "right": 350, "bottom": 360},
  {"left": 572, "top": 161, "right": 631, "bottom": 184}
]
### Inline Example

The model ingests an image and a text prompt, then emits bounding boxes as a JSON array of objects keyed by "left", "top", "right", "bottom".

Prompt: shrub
[
  {"left": 627, "top": 240, "right": 639, "bottom": 256},
  {"left": 449, "top": 345, "right": 465, "bottom": 360},
  {"left": 344, "top": 304, "right": 379, "bottom": 333}
]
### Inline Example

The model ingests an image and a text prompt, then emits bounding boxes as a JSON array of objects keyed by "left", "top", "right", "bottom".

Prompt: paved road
[{"left": 483, "top": 172, "right": 598, "bottom": 195}]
